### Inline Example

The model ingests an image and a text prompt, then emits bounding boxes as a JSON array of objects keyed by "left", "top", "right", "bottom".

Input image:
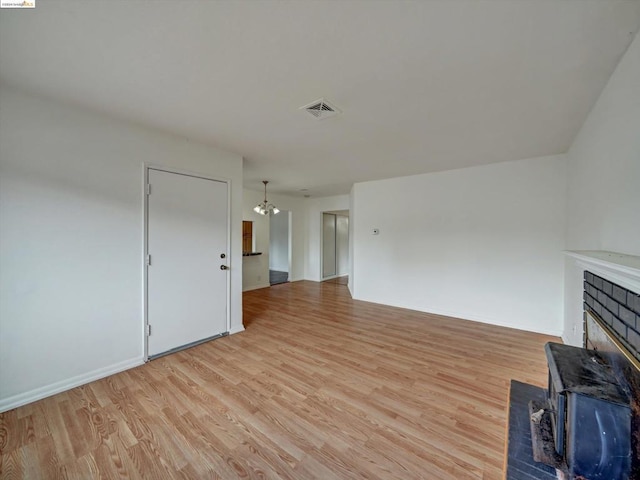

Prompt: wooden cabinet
[{"left": 242, "top": 221, "right": 253, "bottom": 254}]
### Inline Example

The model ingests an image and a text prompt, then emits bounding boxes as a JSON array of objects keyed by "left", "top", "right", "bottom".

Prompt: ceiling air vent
[{"left": 300, "top": 98, "right": 341, "bottom": 120}]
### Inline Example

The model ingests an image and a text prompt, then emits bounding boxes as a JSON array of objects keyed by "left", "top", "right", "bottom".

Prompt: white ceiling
[{"left": 1, "top": 1, "right": 639, "bottom": 197}]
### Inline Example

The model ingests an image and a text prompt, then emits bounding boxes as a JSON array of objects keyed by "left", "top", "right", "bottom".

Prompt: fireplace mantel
[{"left": 564, "top": 250, "right": 640, "bottom": 293}]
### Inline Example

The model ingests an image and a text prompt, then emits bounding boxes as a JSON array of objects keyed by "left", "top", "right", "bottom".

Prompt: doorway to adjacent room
[
  {"left": 269, "top": 210, "right": 291, "bottom": 285},
  {"left": 322, "top": 210, "right": 349, "bottom": 281}
]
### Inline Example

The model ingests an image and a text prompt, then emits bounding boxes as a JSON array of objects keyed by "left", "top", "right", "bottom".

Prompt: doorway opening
[
  {"left": 322, "top": 210, "right": 349, "bottom": 281},
  {"left": 269, "top": 210, "right": 291, "bottom": 285}
]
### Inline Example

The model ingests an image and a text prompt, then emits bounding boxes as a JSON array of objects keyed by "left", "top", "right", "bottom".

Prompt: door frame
[
  {"left": 269, "top": 209, "right": 292, "bottom": 283},
  {"left": 142, "top": 164, "right": 232, "bottom": 362},
  {"left": 321, "top": 212, "right": 337, "bottom": 280},
  {"left": 320, "top": 210, "right": 349, "bottom": 281}
]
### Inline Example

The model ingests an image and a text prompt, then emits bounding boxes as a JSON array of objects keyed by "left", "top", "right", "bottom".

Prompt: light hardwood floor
[{"left": 0, "top": 281, "right": 559, "bottom": 479}]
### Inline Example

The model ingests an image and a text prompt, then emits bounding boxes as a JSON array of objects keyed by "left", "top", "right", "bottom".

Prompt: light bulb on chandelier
[{"left": 253, "top": 181, "right": 280, "bottom": 216}]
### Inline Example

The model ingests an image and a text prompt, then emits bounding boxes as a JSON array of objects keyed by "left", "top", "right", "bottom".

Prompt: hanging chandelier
[{"left": 253, "top": 180, "right": 280, "bottom": 216}]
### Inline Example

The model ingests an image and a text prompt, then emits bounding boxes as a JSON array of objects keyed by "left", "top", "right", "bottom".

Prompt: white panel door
[{"left": 147, "top": 169, "right": 228, "bottom": 358}]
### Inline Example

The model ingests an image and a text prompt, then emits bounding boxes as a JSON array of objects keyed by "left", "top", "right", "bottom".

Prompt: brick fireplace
[
  {"left": 564, "top": 250, "right": 640, "bottom": 350},
  {"left": 505, "top": 251, "right": 640, "bottom": 480},
  {"left": 583, "top": 270, "right": 640, "bottom": 361},
  {"left": 558, "top": 251, "right": 640, "bottom": 479}
]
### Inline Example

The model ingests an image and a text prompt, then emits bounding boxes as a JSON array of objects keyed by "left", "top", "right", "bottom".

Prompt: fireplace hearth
[
  {"left": 506, "top": 252, "right": 640, "bottom": 480},
  {"left": 527, "top": 268, "right": 640, "bottom": 479}
]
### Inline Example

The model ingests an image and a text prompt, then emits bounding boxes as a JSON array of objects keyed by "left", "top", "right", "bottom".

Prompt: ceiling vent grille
[{"left": 300, "top": 98, "right": 341, "bottom": 120}]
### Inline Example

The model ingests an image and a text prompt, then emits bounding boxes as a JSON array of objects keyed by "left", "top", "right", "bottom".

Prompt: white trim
[
  {"left": 288, "top": 210, "right": 293, "bottom": 280},
  {"left": 143, "top": 164, "right": 232, "bottom": 361},
  {"left": 228, "top": 324, "right": 245, "bottom": 335},
  {"left": 426, "top": 307, "right": 564, "bottom": 337},
  {"left": 0, "top": 357, "right": 144, "bottom": 413},
  {"left": 146, "top": 163, "right": 233, "bottom": 185},
  {"left": 354, "top": 296, "right": 563, "bottom": 337},
  {"left": 564, "top": 250, "right": 640, "bottom": 293},
  {"left": 320, "top": 211, "right": 350, "bottom": 281},
  {"left": 243, "top": 282, "right": 271, "bottom": 292},
  {"left": 142, "top": 164, "right": 150, "bottom": 360},
  {"left": 322, "top": 273, "right": 349, "bottom": 282},
  {"left": 321, "top": 212, "right": 337, "bottom": 280},
  {"left": 225, "top": 177, "right": 232, "bottom": 335},
  {"left": 319, "top": 212, "right": 325, "bottom": 281}
]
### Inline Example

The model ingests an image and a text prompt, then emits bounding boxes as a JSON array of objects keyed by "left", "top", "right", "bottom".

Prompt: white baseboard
[
  {"left": 424, "top": 305, "right": 563, "bottom": 337},
  {"left": 242, "top": 282, "right": 271, "bottom": 292},
  {"left": 229, "top": 324, "right": 245, "bottom": 335},
  {"left": 561, "top": 331, "right": 581, "bottom": 346},
  {"left": 352, "top": 295, "right": 563, "bottom": 338},
  {"left": 0, "top": 356, "right": 144, "bottom": 413}
]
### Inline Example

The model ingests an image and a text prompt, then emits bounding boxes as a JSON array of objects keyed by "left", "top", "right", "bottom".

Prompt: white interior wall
[
  {"left": 5, "top": 28, "right": 637, "bottom": 411},
  {"left": 242, "top": 191, "right": 349, "bottom": 288},
  {"left": 352, "top": 155, "right": 567, "bottom": 336},
  {"left": 269, "top": 211, "right": 289, "bottom": 272},
  {"left": 563, "top": 31, "right": 640, "bottom": 345},
  {"left": 565, "top": 32, "right": 640, "bottom": 258},
  {"left": 0, "top": 85, "right": 244, "bottom": 412}
]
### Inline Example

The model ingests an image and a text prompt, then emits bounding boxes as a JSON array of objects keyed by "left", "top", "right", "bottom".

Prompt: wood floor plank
[{"left": 0, "top": 280, "right": 558, "bottom": 478}]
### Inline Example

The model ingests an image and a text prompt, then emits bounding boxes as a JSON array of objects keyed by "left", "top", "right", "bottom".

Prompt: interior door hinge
[
  {"left": 146, "top": 324, "right": 151, "bottom": 336},
  {"left": 146, "top": 184, "right": 151, "bottom": 195},
  {"left": 146, "top": 254, "right": 152, "bottom": 266}
]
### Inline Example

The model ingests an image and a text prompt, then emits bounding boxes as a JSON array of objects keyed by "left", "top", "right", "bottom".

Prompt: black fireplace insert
[
  {"left": 545, "top": 342, "right": 632, "bottom": 479},
  {"left": 521, "top": 269, "right": 640, "bottom": 479}
]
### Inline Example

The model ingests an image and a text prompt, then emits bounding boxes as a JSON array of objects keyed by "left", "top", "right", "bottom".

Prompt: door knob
[{"left": 220, "top": 265, "right": 229, "bottom": 270}]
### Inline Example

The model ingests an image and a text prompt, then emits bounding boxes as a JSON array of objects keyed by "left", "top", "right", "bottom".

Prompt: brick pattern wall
[{"left": 584, "top": 271, "right": 640, "bottom": 363}]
